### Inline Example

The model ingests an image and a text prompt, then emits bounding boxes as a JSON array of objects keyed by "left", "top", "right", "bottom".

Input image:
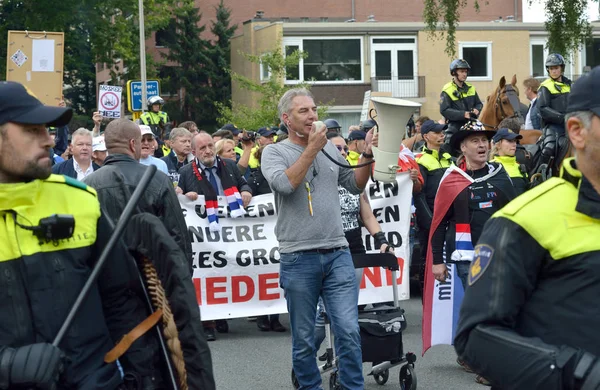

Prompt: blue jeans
[
  {"left": 454, "top": 261, "right": 470, "bottom": 291},
  {"left": 280, "top": 248, "right": 363, "bottom": 390}
]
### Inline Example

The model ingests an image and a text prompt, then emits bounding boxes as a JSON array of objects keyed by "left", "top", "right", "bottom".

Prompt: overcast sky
[{"left": 522, "top": 0, "right": 600, "bottom": 22}]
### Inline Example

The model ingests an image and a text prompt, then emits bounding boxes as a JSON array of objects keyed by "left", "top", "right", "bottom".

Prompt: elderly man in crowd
[
  {"left": 161, "top": 127, "right": 193, "bottom": 183},
  {"left": 52, "top": 127, "right": 99, "bottom": 180},
  {"left": 92, "top": 135, "right": 107, "bottom": 166},
  {"left": 139, "top": 124, "right": 169, "bottom": 174}
]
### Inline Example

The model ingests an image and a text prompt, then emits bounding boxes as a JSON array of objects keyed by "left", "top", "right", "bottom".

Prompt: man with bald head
[
  {"left": 83, "top": 118, "right": 192, "bottom": 262},
  {"left": 177, "top": 132, "right": 252, "bottom": 341}
]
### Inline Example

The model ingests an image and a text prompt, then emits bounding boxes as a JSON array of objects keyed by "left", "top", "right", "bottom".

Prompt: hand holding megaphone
[
  {"left": 364, "top": 128, "right": 377, "bottom": 156},
  {"left": 308, "top": 120, "right": 327, "bottom": 151}
]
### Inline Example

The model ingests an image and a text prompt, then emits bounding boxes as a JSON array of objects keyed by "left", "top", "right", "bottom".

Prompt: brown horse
[{"left": 478, "top": 75, "right": 542, "bottom": 145}]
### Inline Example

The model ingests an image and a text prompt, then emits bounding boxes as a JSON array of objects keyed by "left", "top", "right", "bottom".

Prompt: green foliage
[
  {"left": 0, "top": 0, "right": 176, "bottom": 117},
  {"left": 217, "top": 40, "right": 328, "bottom": 130},
  {"left": 160, "top": 0, "right": 213, "bottom": 126},
  {"left": 543, "top": 0, "right": 593, "bottom": 56},
  {"left": 424, "top": 0, "right": 598, "bottom": 59}
]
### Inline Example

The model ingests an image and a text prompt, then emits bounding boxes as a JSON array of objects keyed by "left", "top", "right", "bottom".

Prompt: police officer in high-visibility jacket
[
  {"left": 440, "top": 59, "right": 483, "bottom": 143},
  {"left": 538, "top": 53, "right": 572, "bottom": 166},
  {"left": 455, "top": 65, "right": 600, "bottom": 390},
  {"left": 140, "top": 95, "right": 170, "bottom": 140},
  {"left": 490, "top": 128, "right": 529, "bottom": 195}
]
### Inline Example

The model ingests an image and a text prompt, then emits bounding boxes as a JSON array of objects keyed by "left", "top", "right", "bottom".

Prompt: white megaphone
[{"left": 369, "top": 97, "right": 422, "bottom": 183}]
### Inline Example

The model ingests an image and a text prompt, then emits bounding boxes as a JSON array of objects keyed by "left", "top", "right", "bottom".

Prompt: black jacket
[
  {"left": 178, "top": 157, "right": 252, "bottom": 196},
  {"left": 0, "top": 175, "right": 159, "bottom": 389},
  {"left": 161, "top": 151, "right": 190, "bottom": 175},
  {"left": 51, "top": 157, "right": 101, "bottom": 179},
  {"left": 83, "top": 154, "right": 192, "bottom": 267},
  {"left": 455, "top": 161, "right": 600, "bottom": 389},
  {"left": 440, "top": 80, "right": 483, "bottom": 133},
  {"left": 248, "top": 167, "right": 272, "bottom": 196},
  {"left": 126, "top": 213, "right": 216, "bottom": 390},
  {"left": 538, "top": 76, "right": 572, "bottom": 127},
  {"left": 431, "top": 163, "right": 516, "bottom": 265}
]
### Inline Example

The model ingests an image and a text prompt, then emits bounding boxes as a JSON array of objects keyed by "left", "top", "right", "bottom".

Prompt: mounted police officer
[
  {"left": 454, "top": 65, "right": 600, "bottom": 390},
  {"left": 140, "top": 96, "right": 171, "bottom": 140},
  {"left": 537, "top": 53, "right": 572, "bottom": 167},
  {"left": 440, "top": 59, "right": 483, "bottom": 144}
]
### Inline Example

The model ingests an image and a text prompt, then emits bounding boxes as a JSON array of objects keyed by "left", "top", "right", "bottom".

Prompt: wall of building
[
  {"left": 417, "top": 29, "right": 532, "bottom": 120},
  {"left": 230, "top": 22, "right": 281, "bottom": 109}
]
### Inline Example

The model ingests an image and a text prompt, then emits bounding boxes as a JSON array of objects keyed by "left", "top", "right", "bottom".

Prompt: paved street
[{"left": 210, "top": 293, "right": 483, "bottom": 390}]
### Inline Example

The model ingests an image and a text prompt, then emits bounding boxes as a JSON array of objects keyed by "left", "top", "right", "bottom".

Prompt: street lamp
[{"left": 139, "top": 0, "right": 147, "bottom": 113}]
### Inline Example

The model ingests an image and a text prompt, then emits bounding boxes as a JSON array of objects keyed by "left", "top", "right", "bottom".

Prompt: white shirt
[
  {"left": 525, "top": 97, "right": 537, "bottom": 130},
  {"left": 73, "top": 158, "right": 94, "bottom": 181},
  {"left": 140, "top": 155, "right": 169, "bottom": 174}
]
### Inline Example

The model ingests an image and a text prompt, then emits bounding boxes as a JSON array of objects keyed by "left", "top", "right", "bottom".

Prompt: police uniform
[
  {"left": 0, "top": 175, "right": 159, "bottom": 389},
  {"left": 491, "top": 128, "right": 529, "bottom": 195},
  {"left": 440, "top": 80, "right": 483, "bottom": 141},
  {"left": 140, "top": 110, "right": 169, "bottom": 139},
  {"left": 454, "top": 159, "right": 600, "bottom": 389}
]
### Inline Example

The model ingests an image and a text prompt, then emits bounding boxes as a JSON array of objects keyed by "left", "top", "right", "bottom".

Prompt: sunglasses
[{"left": 336, "top": 145, "right": 349, "bottom": 152}]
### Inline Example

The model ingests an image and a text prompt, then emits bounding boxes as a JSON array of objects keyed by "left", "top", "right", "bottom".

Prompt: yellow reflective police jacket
[
  {"left": 538, "top": 77, "right": 571, "bottom": 126},
  {"left": 491, "top": 155, "right": 528, "bottom": 195}
]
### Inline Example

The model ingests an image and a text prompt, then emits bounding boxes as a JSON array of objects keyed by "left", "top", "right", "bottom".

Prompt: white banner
[{"left": 182, "top": 173, "right": 413, "bottom": 321}]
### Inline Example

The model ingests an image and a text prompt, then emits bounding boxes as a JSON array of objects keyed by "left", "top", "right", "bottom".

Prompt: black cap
[
  {"left": 0, "top": 81, "right": 72, "bottom": 126},
  {"left": 420, "top": 119, "right": 447, "bottom": 135},
  {"left": 360, "top": 119, "right": 376, "bottom": 132},
  {"left": 567, "top": 65, "right": 600, "bottom": 116},
  {"left": 347, "top": 131, "right": 366, "bottom": 141},
  {"left": 221, "top": 123, "right": 240, "bottom": 135},
  {"left": 492, "top": 128, "right": 522, "bottom": 143},
  {"left": 258, "top": 127, "right": 275, "bottom": 137}
]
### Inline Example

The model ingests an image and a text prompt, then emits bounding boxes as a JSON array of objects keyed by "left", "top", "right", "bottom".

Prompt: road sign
[
  {"left": 126, "top": 80, "right": 160, "bottom": 112},
  {"left": 98, "top": 85, "right": 123, "bottom": 118}
]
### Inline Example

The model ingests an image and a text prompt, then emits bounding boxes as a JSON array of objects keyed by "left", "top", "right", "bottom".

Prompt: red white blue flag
[{"left": 422, "top": 165, "right": 473, "bottom": 355}]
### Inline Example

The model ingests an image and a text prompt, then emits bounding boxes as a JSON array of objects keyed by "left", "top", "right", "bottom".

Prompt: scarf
[{"left": 191, "top": 157, "right": 245, "bottom": 231}]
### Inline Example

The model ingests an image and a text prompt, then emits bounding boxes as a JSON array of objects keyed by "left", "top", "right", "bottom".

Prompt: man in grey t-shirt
[{"left": 262, "top": 88, "right": 374, "bottom": 390}]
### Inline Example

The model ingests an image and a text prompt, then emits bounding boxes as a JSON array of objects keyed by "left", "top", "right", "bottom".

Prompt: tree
[
  {"left": 216, "top": 40, "right": 328, "bottom": 130},
  {"left": 208, "top": 0, "right": 237, "bottom": 113},
  {"left": 0, "top": 0, "right": 177, "bottom": 116},
  {"left": 423, "top": 0, "right": 597, "bottom": 58},
  {"left": 161, "top": 0, "right": 213, "bottom": 125}
]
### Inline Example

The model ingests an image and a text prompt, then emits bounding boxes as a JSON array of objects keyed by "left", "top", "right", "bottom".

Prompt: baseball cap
[
  {"left": 420, "top": 119, "right": 447, "bottom": 135},
  {"left": 92, "top": 136, "right": 107, "bottom": 152},
  {"left": 139, "top": 124, "right": 154, "bottom": 137},
  {"left": 347, "top": 131, "right": 366, "bottom": 141},
  {"left": 492, "top": 128, "right": 522, "bottom": 143},
  {"left": 258, "top": 127, "right": 276, "bottom": 137},
  {"left": 0, "top": 81, "right": 72, "bottom": 126},
  {"left": 567, "top": 65, "right": 600, "bottom": 116},
  {"left": 221, "top": 123, "right": 240, "bottom": 135}
]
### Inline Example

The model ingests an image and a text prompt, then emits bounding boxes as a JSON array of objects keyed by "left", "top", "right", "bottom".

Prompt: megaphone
[{"left": 369, "top": 97, "right": 421, "bottom": 183}]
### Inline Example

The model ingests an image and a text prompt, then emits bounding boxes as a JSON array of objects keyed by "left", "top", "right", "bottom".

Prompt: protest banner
[
  {"left": 98, "top": 85, "right": 122, "bottom": 118},
  {"left": 181, "top": 173, "right": 413, "bottom": 321}
]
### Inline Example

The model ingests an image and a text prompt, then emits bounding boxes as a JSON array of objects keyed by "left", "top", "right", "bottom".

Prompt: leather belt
[{"left": 104, "top": 309, "right": 163, "bottom": 363}]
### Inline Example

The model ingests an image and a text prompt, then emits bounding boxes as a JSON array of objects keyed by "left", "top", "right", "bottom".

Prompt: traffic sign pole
[{"left": 139, "top": 0, "right": 147, "bottom": 114}]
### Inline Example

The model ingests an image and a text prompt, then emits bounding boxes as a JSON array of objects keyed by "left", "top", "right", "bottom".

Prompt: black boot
[{"left": 257, "top": 315, "right": 270, "bottom": 331}]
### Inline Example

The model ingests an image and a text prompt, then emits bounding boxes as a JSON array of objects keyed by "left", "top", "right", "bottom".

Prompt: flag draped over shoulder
[
  {"left": 421, "top": 164, "right": 505, "bottom": 355},
  {"left": 422, "top": 165, "right": 472, "bottom": 355}
]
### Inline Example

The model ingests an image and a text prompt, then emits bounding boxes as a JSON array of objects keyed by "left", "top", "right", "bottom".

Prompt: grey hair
[
  {"left": 72, "top": 127, "right": 93, "bottom": 140},
  {"left": 169, "top": 127, "right": 192, "bottom": 142},
  {"left": 278, "top": 88, "right": 314, "bottom": 122},
  {"left": 565, "top": 110, "right": 594, "bottom": 129}
]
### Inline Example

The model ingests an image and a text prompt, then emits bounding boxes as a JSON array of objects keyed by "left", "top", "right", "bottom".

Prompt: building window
[
  {"left": 158, "top": 66, "right": 177, "bottom": 96},
  {"left": 260, "top": 59, "right": 271, "bottom": 82},
  {"left": 285, "top": 45, "right": 300, "bottom": 81},
  {"left": 584, "top": 38, "right": 600, "bottom": 71},
  {"left": 155, "top": 19, "right": 176, "bottom": 47},
  {"left": 459, "top": 42, "right": 492, "bottom": 81},
  {"left": 283, "top": 37, "right": 363, "bottom": 83}
]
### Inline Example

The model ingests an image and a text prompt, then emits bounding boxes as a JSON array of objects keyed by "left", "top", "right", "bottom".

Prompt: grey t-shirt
[{"left": 262, "top": 139, "right": 362, "bottom": 253}]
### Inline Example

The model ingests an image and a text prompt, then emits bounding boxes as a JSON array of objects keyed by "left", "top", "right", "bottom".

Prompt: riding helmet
[
  {"left": 545, "top": 53, "right": 565, "bottom": 69},
  {"left": 450, "top": 59, "right": 471, "bottom": 75},
  {"left": 360, "top": 119, "right": 377, "bottom": 132},
  {"left": 324, "top": 118, "right": 342, "bottom": 131},
  {"left": 147, "top": 95, "right": 165, "bottom": 107}
]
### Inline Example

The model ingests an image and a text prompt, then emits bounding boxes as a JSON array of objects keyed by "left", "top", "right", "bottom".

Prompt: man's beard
[{"left": 20, "top": 160, "right": 52, "bottom": 181}]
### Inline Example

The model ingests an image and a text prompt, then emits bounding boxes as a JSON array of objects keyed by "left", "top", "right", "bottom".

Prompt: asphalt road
[{"left": 209, "top": 293, "right": 483, "bottom": 390}]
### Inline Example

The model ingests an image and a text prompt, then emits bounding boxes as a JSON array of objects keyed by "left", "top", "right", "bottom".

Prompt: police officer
[
  {"left": 359, "top": 118, "right": 376, "bottom": 133},
  {"left": 490, "top": 128, "right": 529, "bottom": 195},
  {"left": 538, "top": 53, "right": 572, "bottom": 166},
  {"left": 414, "top": 120, "right": 453, "bottom": 290},
  {"left": 440, "top": 59, "right": 483, "bottom": 143},
  {"left": 324, "top": 118, "right": 342, "bottom": 134},
  {"left": 0, "top": 81, "right": 164, "bottom": 389},
  {"left": 454, "top": 66, "right": 600, "bottom": 390},
  {"left": 140, "top": 95, "right": 170, "bottom": 140}
]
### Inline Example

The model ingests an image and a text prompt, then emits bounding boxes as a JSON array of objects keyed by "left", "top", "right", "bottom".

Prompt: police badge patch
[{"left": 468, "top": 244, "right": 494, "bottom": 286}]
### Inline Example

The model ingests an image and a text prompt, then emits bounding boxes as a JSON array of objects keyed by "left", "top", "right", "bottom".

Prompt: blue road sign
[{"left": 127, "top": 80, "right": 160, "bottom": 111}]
